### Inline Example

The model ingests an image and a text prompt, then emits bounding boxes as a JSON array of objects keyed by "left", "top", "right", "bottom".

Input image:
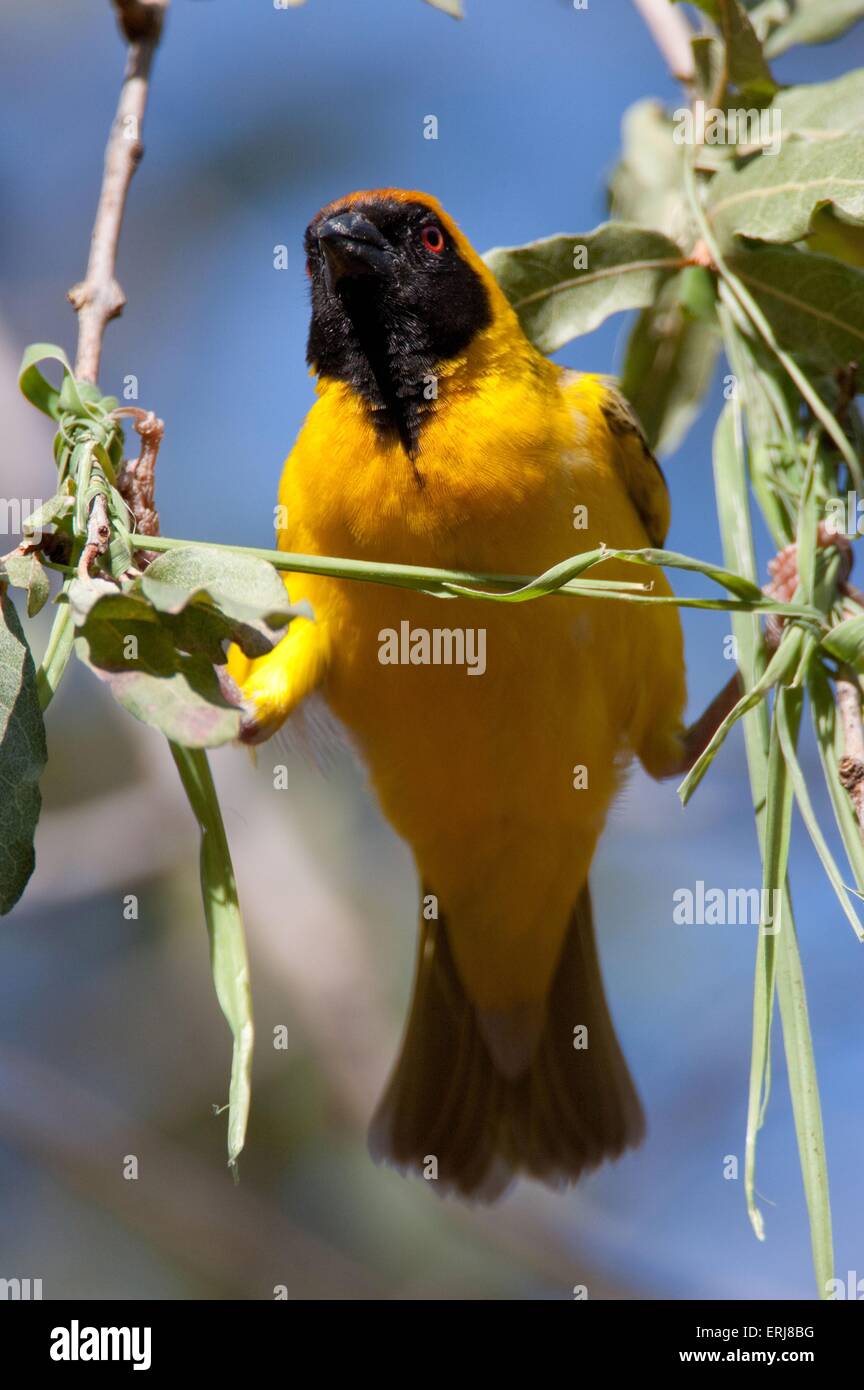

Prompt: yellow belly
[{"left": 235, "top": 369, "right": 686, "bottom": 1007}]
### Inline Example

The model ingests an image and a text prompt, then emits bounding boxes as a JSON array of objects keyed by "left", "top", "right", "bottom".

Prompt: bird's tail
[{"left": 368, "top": 884, "right": 644, "bottom": 1201}]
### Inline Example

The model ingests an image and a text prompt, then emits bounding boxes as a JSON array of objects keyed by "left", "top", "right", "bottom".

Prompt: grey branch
[
  {"left": 67, "top": 1, "right": 170, "bottom": 382},
  {"left": 631, "top": 0, "right": 695, "bottom": 83},
  {"left": 77, "top": 493, "right": 112, "bottom": 579}
]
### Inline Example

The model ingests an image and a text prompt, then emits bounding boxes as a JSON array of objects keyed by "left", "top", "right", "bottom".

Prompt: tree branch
[
  {"left": 114, "top": 406, "right": 165, "bottom": 560},
  {"left": 111, "top": 0, "right": 168, "bottom": 43},
  {"left": 630, "top": 0, "right": 695, "bottom": 83},
  {"left": 67, "top": 1, "right": 169, "bottom": 382},
  {"left": 77, "top": 493, "right": 112, "bottom": 579}
]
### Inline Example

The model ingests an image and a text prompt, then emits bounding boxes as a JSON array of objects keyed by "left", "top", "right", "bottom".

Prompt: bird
[{"left": 226, "top": 188, "right": 693, "bottom": 1200}]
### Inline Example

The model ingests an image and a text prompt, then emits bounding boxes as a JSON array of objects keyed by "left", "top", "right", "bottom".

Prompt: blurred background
[{"left": 1, "top": 0, "right": 863, "bottom": 1300}]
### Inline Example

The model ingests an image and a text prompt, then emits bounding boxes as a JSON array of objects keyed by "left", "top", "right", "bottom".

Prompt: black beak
[{"left": 316, "top": 212, "right": 392, "bottom": 288}]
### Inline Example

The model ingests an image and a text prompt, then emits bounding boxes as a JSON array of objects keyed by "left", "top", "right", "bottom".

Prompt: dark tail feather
[{"left": 368, "top": 885, "right": 644, "bottom": 1202}]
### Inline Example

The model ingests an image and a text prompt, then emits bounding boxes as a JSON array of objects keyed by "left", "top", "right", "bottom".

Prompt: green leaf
[
  {"left": 762, "top": 0, "right": 864, "bottom": 56},
  {"left": 69, "top": 573, "right": 280, "bottom": 665},
  {"left": 726, "top": 244, "right": 864, "bottom": 371},
  {"left": 708, "top": 135, "right": 864, "bottom": 247},
  {"left": 484, "top": 223, "right": 686, "bottom": 352},
  {"left": 691, "top": 33, "right": 727, "bottom": 108},
  {"left": 18, "top": 346, "right": 125, "bottom": 503},
  {"left": 822, "top": 614, "right": 864, "bottom": 667},
  {"left": 775, "top": 936, "right": 835, "bottom": 1297},
  {"left": 22, "top": 558, "right": 50, "bottom": 620},
  {"left": 711, "top": 398, "right": 771, "bottom": 738},
  {"left": 170, "top": 744, "right": 253, "bottom": 1171},
  {"left": 102, "top": 486, "right": 134, "bottom": 579},
  {"left": 714, "top": 347, "right": 834, "bottom": 1298},
  {"left": 713, "top": 399, "right": 776, "bottom": 1238},
  {"left": 74, "top": 605, "right": 241, "bottom": 748},
  {"left": 744, "top": 687, "right": 794, "bottom": 1241},
  {"left": 140, "top": 545, "right": 301, "bottom": 633},
  {"left": 712, "top": 398, "right": 765, "bottom": 604},
  {"left": 137, "top": 535, "right": 818, "bottom": 617},
  {"left": 22, "top": 490, "right": 75, "bottom": 538},
  {"left": 60, "top": 375, "right": 105, "bottom": 416},
  {"left": 165, "top": 605, "right": 272, "bottom": 664},
  {"left": 772, "top": 70, "right": 864, "bottom": 141},
  {"left": 0, "top": 588, "right": 47, "bottom": 914},
  {"left": 36, "top": 603, "right": 75, "bottom": 712},
  {"left": 807, "top": 205, "right": 864, "bottom": 268},
  {"left": 775, "top": 686, "right": 864, "bottom": 941},
  {"left": 678, "top": 624, "right": 806, "bottom": 804},
  {"left": 621, "top": 271, "right": 720, "bottom": 454},
  {"left": 793, "top": 438, "right": 819, "bottom": 607},
  {"left": 720, "top": 0, "right": 779, "bottom": 99},
  {"left": 442, "top": 541, "right": 787, "bottom": 609},
  {"left": 678, "top": 263, "right": 720, "bottom": 321},
  {"left": 681, "top": 0, "right": 778, "bottom": 99},
  {"left": 66, "top": 579, "right": 148, "bottom": 627},
  {"left": 1, "top": 552, "right": 51, "bottom": 618},
  {"left": 719, "top": 305, "right": 803, "bottom": 544},
  {"left": 608, "top": 100, "right": 693, "bottom": 241},
  {"left": 18, "top": 343, "right": 75, "bottom": 421},
  {"left": 770, "top": 735, "right": 836, "bottom": 1294}
]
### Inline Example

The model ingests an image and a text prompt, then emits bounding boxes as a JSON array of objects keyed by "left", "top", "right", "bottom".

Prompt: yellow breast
[{"left": 232, "top": 357, "right": 686, "bottom": 1005}]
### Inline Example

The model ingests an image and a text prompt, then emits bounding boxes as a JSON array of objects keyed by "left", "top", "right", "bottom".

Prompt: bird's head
[{"left": 303, "top": 189, "right": 519, "bottom": 457}]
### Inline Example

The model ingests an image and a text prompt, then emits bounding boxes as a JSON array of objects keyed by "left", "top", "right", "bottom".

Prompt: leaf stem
[
  {"left": 138, "top": 533, "right": 820, "bottom": 617},
  {"left": 169, "top": 741, "right": 253, "bottom": 1172},
  {"left": 36, "top": 600, "right": 75, "bottom": 712}
]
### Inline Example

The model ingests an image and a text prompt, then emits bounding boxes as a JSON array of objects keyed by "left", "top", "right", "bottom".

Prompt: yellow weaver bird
[{"left": 228, "top": 189, "right": 707, "bottom": 1200}]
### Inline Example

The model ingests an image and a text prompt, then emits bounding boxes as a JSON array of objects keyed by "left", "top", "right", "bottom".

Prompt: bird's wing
[
  {"left": 598, "top": 378, "right": 671, "bottom": 547},
  {"left": 563, "top": 371, "right": 671, "bottom": 548}
]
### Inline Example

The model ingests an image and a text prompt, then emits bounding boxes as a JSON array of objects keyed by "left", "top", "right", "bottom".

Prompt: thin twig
[
  {"left": 837, "top": 676, "right": 864, "bottom": 838},
  {"left": 115, "top": 407, "right": 164, "bottom": 562},
  {"left": 77, "top": 493, "right": 112, "bottom": 579},
  {"left": 631, "top": 0, "right": 695, "bottom": 82},
  {"left": 67, "top": 1, "right": 169, "bottom": 382},
  {"left": 66, "top": 3, "right": 169, "bottom": 583},
  {"left": 111, "top": 0, "right": 168, "bottom": 42}
]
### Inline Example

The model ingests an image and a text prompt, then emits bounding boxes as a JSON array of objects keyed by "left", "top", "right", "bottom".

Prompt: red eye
[{"left": 421, "top": 224, "right": 445, "bottom": 254}]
